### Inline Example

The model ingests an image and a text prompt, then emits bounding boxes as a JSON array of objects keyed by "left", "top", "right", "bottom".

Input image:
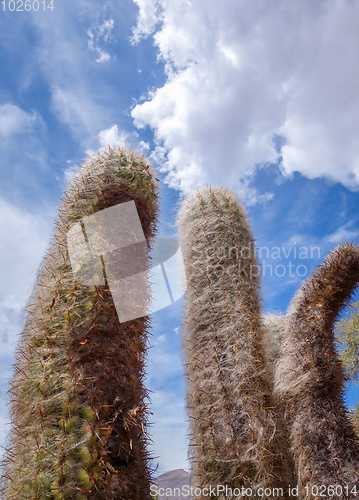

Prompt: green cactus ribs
[{"left": 0, "top": 147, "right": 160, "bottom": 500}]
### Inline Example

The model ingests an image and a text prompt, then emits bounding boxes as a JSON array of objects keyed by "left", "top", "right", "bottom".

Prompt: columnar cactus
[
  {"left": 262, "top": 315, "right": 284, "bottom": 375},
  {"left": 274, "top": 243, "right": 359, "bottom": 499},
  {"left": 178, "top": 187, "right": 294, "bottom": 498},
  {"left": 4, "top": 163, "right": 359, "bottom": 500},
  {"left": 0, "top": 146, "right": 159, "bottom": 500}
]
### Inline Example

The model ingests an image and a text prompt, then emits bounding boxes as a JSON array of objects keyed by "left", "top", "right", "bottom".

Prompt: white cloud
[
  {"left": 0, "top": 196, "right": 52, "bottom": 383},
  {"left": 95, "top": 49, "right": 111, "bottom": 63},
  {"left": 87, "top": 33, "right": 111, "bottom": 63},
  {"left": 87, "top": 18, "right": 115, "bottom": 63},
  {"left": 131, "top": 0, "right": 359, "bottom": 199},
  {"left": 0, "top": 103, "right": 43, "bottom": 137},
  {"left": 0, "top": 198, "right": 52, "bottom": 461},
  {"left": 84, "top": 125, "right": 151, "bottom": 161},
  {"left": 28, "top": 7, "right": 121, "bottom": 144},
  {"left": 131, "top": 0, "right": 162, "bottom": 43},
  {"left": 51, "top": 86, "right": 103, "bottom": 140},
  {"left": 98, "top": 124, "right": 128, "bottom": 148},
  {"left": 145, "top": 325, "right": 188, "bottom": 472},
  {"left": 0, "top": 197, "right": 52, "bottom": 380},
  {"left": 152, "top": 333, "right": 167, "bottom": 345},
  {"left": 83, "top": 124, "right": 129, "bottom": 159},
  {"left": 63, "top": 163, "right": 80, "bottom": 185},
  {"left": 97, "top": 19, "right": 115, "bottom": 42},
  {"left": 0, "top": 197, "right": 52, "bottom": 323},
  {"left": 139, "top": 140, "right": 150, "bottom": 151},
  {"left": 325, "top": 222, "right": 359, "bottom": 245},
  {"left": 148, "top": 389, "right": 189, "bottom": 473}
]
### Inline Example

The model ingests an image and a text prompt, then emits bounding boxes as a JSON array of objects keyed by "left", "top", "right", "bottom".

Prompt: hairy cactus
[
  {"left": 4, "top": 161, "right": 359, "bottom": 500},
  {"left": 262, "top": 315, "right": 284, "bottom": 374},
  {"left": 274, "top": 243, "right": 359, "bottom": 499},
  {"left": 178, "top": 187, "right": 294, "bottom": 498},
  {"left": 0, "top": 147, "right": 159, "bottom": 500}
]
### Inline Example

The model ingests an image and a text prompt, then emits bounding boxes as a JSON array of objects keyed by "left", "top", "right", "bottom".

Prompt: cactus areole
[{"left": 1, "top": 147, "right": 160, "bottom": 500}]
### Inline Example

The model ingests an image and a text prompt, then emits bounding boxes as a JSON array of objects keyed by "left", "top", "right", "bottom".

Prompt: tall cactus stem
[
  {"left": 178, "top": 186, "right": 294, "bottom": 499},
  {"left": 274, "top": 243, "right": 359, "bottom": 499},
  {"left": 0, "top": 146, "right": 160, "bottom": 500}
]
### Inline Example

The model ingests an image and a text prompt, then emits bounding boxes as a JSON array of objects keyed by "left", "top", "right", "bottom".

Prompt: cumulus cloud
[
  {"left": 83, "top": 124, "right": 151, "bottom": 160},
  {"left": 87, "top": 18, "right": 115, "bottom": 63},
  {"left": 98, "top": 124, "right": 128, "bottom": 148},
  {"left": 131, "top": 0, "right": 359, "bottom": 199},
  {"left": 98, "top": 125, "right": 150, "bottom": 152}
]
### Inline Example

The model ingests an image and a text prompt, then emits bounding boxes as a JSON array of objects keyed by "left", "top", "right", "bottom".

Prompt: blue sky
[{"left": 1, "top": 0, "right": 359, "bottom": 476}]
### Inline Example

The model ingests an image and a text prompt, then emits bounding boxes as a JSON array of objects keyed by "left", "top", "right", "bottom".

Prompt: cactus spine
[
  {"left": 274, "top": 243, "right": 359, "bottom": 499},
  {"left": 178, "top": 187, "right": 294, "bottom": 498},
  {"left": 1, "top": 146, "right": 159, "bottom": 500}
]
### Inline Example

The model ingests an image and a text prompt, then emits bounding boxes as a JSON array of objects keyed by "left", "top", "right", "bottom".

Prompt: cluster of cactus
[
  {"left": 177, "top": 187, "right": 359, "bottom": 499},
  {"left": 0, "top": 146, "right": 160, "bottom": 500},
  {"left": 2, "top": 146, "right": 359, "bottom": 500}
]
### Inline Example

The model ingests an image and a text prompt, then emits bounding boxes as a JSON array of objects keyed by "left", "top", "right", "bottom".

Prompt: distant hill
[{"left": 152, "top": 469, "right": 193, "bottom": 500}]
